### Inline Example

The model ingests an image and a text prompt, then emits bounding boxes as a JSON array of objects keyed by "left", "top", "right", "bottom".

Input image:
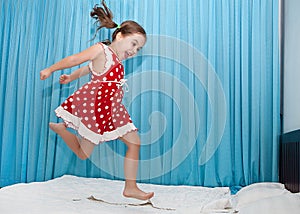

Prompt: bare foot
[
  {"left": 123, "top": 187, "right": 154, "bottom": 200},
  {"left": 49, "top": 122, "right": 66, "bottom": 134}
]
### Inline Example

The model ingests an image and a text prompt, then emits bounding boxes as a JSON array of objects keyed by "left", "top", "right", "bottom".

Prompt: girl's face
[{"left": 114, "top": 33, "right": 146, "bottom": 61}]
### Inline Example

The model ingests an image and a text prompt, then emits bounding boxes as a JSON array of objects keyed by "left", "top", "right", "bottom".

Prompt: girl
[{"left": 40, "top": 1, "right": 154, "bottom": 201}]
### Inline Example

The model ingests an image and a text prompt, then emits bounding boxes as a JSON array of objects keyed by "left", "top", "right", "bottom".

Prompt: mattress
[{"left": 0, "top": 175, "right": 299, "bottom": 214}]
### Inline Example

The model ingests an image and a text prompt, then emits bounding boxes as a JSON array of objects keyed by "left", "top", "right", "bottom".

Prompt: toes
[
  {"left": 123, "top": 191, "right": 154, "bottom": 200},
  {"left": 146, "top": 192, "right": 154, "bottom": 199},
  {"left": 49, "top": 122, "right": 55, "bottom": 130},
  {"left": 49, "top": 122, "right": 66, "bottom": 133}
]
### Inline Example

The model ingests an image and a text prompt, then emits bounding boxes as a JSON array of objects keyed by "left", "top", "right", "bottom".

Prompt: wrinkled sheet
[
  {"left": 2, "top": 175, "right": 299, "bottom": 213},
  {"left": 0, "top": 175, "right": 231, "bottom": 214}
]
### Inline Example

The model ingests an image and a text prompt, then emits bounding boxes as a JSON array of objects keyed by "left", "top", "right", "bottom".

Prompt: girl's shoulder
[
  {"left": 94, "top": 42, "right": 105, "bottom": 49},
  {"left": 95, "top": 41, "right": 110, "bottom": 47},
  {"left": 93, "top": 42, "right": 110, "bottom": 54},
  {"left": 89, "top": 42, "right": 115, "bottom": 75},
  {"left": 88, "top": 42, "right": 110, "bottom": 59}
]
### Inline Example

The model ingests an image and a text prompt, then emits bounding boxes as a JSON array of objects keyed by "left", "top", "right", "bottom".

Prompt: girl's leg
[
  {"left": 119, "top": 131, "right": 154, "bottom": 200},
  {"left": 49, "top": 123, "right": 95, "bottom": 160}
]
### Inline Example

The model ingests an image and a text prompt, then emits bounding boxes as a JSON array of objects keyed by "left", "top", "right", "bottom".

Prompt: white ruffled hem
[{"left": 54, "top": 106, "right": 137, "bottom": 145}]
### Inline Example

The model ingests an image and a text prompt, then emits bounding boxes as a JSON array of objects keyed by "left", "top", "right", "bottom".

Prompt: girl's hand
[
  {"left": 40, "top": 68, "right": 52, "bottom": 80},
  {"left": 59, "top": 74, "right": 72, "bottom": 84}
]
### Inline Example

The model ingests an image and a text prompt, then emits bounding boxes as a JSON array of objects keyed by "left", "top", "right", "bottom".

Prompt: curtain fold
[{"left": 0, "top": 0, "right": 280, "bottom": 187}]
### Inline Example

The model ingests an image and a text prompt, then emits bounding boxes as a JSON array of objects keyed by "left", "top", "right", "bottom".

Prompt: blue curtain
[{"left": 0, "top": 0, "right": 280, "bottom": 187}]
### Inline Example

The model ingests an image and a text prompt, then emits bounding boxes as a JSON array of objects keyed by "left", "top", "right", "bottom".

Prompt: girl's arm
[
  {"left": 59, "top": 65, "right": 90, "bottom": 84},
  {"left": 40, "top": 44, "right": 101, "bottom": 80}
]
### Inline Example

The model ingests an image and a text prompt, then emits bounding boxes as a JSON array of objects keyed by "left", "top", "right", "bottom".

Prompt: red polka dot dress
[{"left": 55, "top": 43, "right": 137, "bottom": 144}]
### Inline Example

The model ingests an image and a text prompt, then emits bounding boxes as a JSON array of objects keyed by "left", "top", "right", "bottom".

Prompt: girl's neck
[{"left": 108, "top": 43, "right": 121, "bottom": 60}]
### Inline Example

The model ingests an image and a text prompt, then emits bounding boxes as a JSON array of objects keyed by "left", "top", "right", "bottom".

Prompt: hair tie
[{"left": 116, "top": 24, "right": 121, "bottom": 29}]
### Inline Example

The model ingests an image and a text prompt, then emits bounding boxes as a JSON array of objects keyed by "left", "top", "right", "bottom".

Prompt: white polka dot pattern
[{"left": 55, "top": 43, "right": 136, "bottom": 144}]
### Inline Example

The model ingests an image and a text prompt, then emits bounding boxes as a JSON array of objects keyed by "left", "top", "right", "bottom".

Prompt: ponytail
[
  {"left": 90, "top": 1, "right": 146, "bottom": 44},
  {"left": 90, "top": 0, "right": 117, "bottom": 42}
]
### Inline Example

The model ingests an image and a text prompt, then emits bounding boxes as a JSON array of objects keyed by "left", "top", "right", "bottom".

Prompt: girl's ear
[{"left": 115, "top": 32, "right": 124, "bottom": 40}]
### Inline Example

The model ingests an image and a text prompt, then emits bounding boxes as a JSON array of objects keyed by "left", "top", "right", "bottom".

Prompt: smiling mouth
[{"left": 125, "top": 51, "right": 130, "bottom": 59}]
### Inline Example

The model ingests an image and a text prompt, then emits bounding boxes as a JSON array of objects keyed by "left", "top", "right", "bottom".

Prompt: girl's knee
[
  {"left": 78, "top": 150, "right": 92, "bottom": 160},
  {"left": 78, "top": 154, "right": 89, "bottom": 160},
  {"left": 126, "top": 140, "right": 141, "bottom": 151}
]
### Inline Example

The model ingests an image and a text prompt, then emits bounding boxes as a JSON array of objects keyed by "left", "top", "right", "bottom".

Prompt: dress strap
[
  {"left": 101, "top": 44, "right": 114, "bottom": 74},
  {"left": 89, "top": 43, "right": 115, "bottom": 75}
]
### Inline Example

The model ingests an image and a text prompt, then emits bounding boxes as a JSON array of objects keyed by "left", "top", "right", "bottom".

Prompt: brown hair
[{"left": 90, "top": 0, "right": 146, "bottom": 44}]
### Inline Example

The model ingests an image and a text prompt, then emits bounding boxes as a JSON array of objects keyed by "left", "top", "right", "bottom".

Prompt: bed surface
[{"left": 0, "top": 175, "right": 299, "bottom": 213}]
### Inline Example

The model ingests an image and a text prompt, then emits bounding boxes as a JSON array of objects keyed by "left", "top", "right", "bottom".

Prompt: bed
[{"left": 0, "top": 175, "right": 299, "bottom": 214}]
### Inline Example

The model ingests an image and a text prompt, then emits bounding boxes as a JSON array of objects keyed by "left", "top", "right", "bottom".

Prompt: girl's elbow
[{"left": 67, "top": 55, "right": 81, "bottom": 65}]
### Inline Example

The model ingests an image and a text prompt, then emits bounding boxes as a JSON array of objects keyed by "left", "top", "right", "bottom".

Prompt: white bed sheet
[
  {"left": 0, "top": 175, "right": 231, "bottom": 214},
  {"left": 1, "top": 175, "right": 299, "bottom": 214}
]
